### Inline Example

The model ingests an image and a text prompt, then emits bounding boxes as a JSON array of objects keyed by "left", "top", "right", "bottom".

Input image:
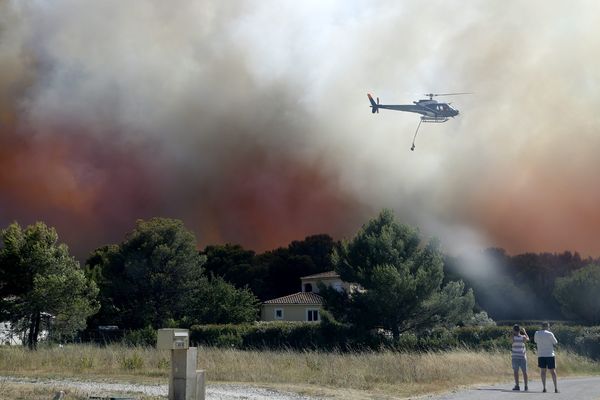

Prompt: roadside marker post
[{"left": 157, "top": 329, "right": 205, "bottom": 400}]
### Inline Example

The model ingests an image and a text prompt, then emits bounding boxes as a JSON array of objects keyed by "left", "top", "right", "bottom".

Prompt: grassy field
[{"left": 1, "top": 345, "right": 600, "bottom": 399}]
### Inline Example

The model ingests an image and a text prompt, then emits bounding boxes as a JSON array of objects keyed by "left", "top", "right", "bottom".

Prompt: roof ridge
[
  {"left": 263, "top": 291, "right": 324, "bottom": 305},
  {"left": 300, "top": 270, "right": 339, "bottom": 279}
]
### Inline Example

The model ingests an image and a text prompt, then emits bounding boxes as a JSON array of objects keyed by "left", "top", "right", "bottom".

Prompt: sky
[{"left": 1, "top": 0, "right": 600, "bottom": 260}]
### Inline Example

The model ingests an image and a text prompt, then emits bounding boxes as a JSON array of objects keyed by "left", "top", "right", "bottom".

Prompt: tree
[
  {"left": 554, "top": 263, "right": 600, "bottom": 324},
  {"left": 444, "top": 248, "right": 594, "bottom": 320},
  {"left": 0, "top": 222, "right": 99, "bottom": 349},
  {"left": 87, "top": 218, "right": 260, "bottom": 329},
  {"left": 201, "top": 244, "right": 265, "bottom": 296},
  {"left": 87, "top": 218, "right": 205, "bottom": 329},
  {"left": 322, "top": 210, "right": 474, "bottom": 339},
  {"left": 202, "top": 244, "right": 256, "bottom": 285},
  {"left": 181, "top": 276, "right": 259, "bottom": 325},
  {"left": 84, "top": 244, "right": 125, "bottom": 329},
  {"left": 256, "top": 234, "right": 338, "bottom": 300},
  {"left": 443, "top": 250, "right": 540, "bottom": 320},
  {"left": 201, "top": 234, "right": 338, "bottom": 301}
]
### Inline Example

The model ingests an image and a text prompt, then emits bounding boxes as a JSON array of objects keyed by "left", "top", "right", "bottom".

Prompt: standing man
[
  {"left": 534, "top": 322, "right": 559, "bottom": 393},
  {"left": 511, "top": 324, "right": 529, "bottom": 391}
]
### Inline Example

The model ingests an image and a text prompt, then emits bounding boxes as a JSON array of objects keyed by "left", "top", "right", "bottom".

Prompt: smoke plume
[{"left": 2, "top": 0, "right": 600, "bottom": 259}]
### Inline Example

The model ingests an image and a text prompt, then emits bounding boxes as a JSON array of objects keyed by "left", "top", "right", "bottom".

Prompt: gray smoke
[{"left": 2, "top": 0, "right": 600, "bottom": 258}]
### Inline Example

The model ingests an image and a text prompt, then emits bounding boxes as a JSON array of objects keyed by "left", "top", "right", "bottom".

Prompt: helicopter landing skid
[{"left": 420, "top": 116, "right": 448, "bottom": 123}]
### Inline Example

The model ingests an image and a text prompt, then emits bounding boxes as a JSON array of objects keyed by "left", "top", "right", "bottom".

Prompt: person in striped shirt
[{"left": 510, "top": 324, "right": 529, "bottom": 391}]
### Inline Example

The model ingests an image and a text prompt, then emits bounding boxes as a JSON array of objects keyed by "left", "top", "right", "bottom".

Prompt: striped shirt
[{"left": 512, "top": 335, "right": 527, "bottom": 359}]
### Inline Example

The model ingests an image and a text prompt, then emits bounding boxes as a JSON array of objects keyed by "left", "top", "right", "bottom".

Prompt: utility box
[
  {"left": 157, "top": 328, "right": 205, "bottom": 400},
  {"left": 157, "top": 329, "right": 189, "bottom": 350},
  {"left": 170, "top": 346, "right": 198, "bottom": 400}
]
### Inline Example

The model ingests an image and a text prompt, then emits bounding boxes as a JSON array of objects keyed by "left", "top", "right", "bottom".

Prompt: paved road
[
  {"left": 429, "top": 377, "right": 600, "bottom": 400},
  {"left": 4, "top": 375, "right": 600, "bottom": 399}
]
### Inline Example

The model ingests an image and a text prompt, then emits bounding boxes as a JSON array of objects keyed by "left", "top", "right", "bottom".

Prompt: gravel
[{"left": 0, "top": 376, "right": 321, "bottom": 399}]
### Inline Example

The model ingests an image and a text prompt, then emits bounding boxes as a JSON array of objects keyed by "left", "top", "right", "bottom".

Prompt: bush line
[{"left": 185, "top": 323, "right": 600, "bottom": 359}]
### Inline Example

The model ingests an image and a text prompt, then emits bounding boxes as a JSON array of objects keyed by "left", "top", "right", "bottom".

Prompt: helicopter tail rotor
[{"left": 367, "top": 93, "right": 380, "bottom": 114}]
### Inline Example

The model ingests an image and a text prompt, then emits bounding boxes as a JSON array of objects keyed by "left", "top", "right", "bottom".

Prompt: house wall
[
  {"left": 261, "top": 304, "right": 321, "bottom": 322},
  {"left": 0, "top": 322, "right": 23, "bottom": 345},
  {"left": 301, "top": 277, "right": 351, "bottom": 293}
]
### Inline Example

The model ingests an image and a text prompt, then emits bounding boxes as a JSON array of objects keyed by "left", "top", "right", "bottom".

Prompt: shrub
[
  {"left": 120, "top": 352, "right": 144, "bottom": 370},
  {"left": 574, "top": 327, "right": 600, "bottom": 360},
  {"left": 122, "top": 326, "right": 157, "bottom": 347},
  {"left": 188, "top": 322, "right": 600, "bottom": 358},
  {"left": 190, "top": 321, "right": 369, "bottom": 350}
]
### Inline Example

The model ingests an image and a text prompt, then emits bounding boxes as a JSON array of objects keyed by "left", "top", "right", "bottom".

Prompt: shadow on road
[{"left": 477, "top": 388, "right": 539, "bottom": 394}]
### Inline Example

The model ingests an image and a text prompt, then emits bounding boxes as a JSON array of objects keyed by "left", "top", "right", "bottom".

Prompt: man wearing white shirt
[{"left": 534, "top": 322, "right": 559, "bottom": 393}]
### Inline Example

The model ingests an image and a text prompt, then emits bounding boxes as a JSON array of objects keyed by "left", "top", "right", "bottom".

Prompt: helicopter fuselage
[
  {"left": 367, "top": 92, "right": 468, "bottom": 150},
  {"left": 367, "top": 94, "right": 460, "bottom": 122}
]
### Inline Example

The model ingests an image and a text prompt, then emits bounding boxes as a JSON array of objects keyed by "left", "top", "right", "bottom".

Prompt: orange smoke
[
  {"left": 191, "top": 148, "right": 369, "bottom": 251},
  {"left": 466, "top": 165, "right": 600, "bottom": 256},
  {"left": 0, "top": 119, "right": 166, "bottom": 258},
  {"left": 0, "top": 117, "right": 368, "bottom": 258}
]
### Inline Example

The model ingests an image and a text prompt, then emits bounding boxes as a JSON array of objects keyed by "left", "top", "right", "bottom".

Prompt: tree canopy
[
  {"left": 181, "top": 275, "right": 259, "bottom": 325},
  {"left": 86, "top": 218, "right": 259, "bottom": 330},
  {"left": 201, "top": 234, "right": 338, "bottom": 300},
  {"left": 322, "top": 210, "right": 474, "bottom": 338},
  {"left": 554, "top": 263, "right": 600, "bottom": 324},
  {"left": 444, "top": 248, "right": 593, "bottom": 320},
  {"left": 0, "top": 222, "right": 99, "bottom": 349}
]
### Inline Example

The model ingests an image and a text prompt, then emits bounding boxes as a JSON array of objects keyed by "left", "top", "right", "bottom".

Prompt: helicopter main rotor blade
[{"left": 424, "top": 92, "right": 472, "bottom": 97}]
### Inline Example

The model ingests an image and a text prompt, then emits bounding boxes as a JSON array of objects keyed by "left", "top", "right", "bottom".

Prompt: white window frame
[
  {"left": 274, "top": 308, "right": 284, "bottom": 320},
  {"left": 306, "top": 308, "right": 320, "bottom": 322}
]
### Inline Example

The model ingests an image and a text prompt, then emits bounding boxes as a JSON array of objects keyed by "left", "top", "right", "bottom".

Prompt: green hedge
[
  {"left": 190, "top": 322, "right": 350, "bottom": 350},
  {"left": 188, "top": 323, "right": 600, "bottom": 359},
  {"left": 190, "top": 317, "right": 380, "bottom": 351}
]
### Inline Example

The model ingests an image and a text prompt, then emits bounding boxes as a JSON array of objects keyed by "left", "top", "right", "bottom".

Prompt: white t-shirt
[{"left": 534, "top": 330, "right": 558, "bottom": 357}]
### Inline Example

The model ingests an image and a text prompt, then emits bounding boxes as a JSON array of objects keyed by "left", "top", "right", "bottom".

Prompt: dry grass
[
  {"left": 200, "top": 347, "right": 600, "bottom": 398},
  {"left": 0, "top": 382, "right": 86, "bottom": 400},
  {"left": 0, "top": 382, "right": 163, "bottom": 400},
  {"left": 0, "top": 344, "right": 169, "bottom": 382},
  {"left": 1, "top": 345, "right": 599, "bottom": 398}
]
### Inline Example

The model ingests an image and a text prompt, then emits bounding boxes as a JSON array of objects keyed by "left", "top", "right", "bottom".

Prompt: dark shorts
[{"left": 538, "top": 356, "right": 556, "bottom": 369}]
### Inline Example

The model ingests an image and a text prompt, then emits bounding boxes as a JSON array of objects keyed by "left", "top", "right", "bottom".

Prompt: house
[
  {"left": 260, "top": 271, "right": 352, "bottom": 322},
  {"left": 0, "top": 321, "right": 22, "bottom": 345},
  {"left": 261, "top": 292, "right": 323, "bottom": 322},
  {"left": 299, "top": 270, "right": 353, "bottom": 294},
  {"left": 1, "top": 311, "right": 53, "bottom": 346}
]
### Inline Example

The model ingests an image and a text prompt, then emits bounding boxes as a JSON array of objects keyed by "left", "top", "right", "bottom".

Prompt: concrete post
[
  {"left": 195, "top": 370, "right": 206, "bottom": 400},
  {"left": 158, "top": 329, "right": 204, "bottom": 400},
  {"left": 169, "top": 347, "right": 198, "bottom": 400}
]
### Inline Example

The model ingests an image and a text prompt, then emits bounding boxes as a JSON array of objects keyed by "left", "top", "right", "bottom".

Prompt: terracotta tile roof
[
  {"left": 263, "top": 292, "right": 324, "bottom": 305},
  {"left": 300, "top": 271, "right": 339, "bottom": 280}
]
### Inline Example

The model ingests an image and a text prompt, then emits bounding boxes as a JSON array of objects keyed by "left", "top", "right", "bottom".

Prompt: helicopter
[{"left": 367, "top": 92, "right": 469, "bottom": 150}]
